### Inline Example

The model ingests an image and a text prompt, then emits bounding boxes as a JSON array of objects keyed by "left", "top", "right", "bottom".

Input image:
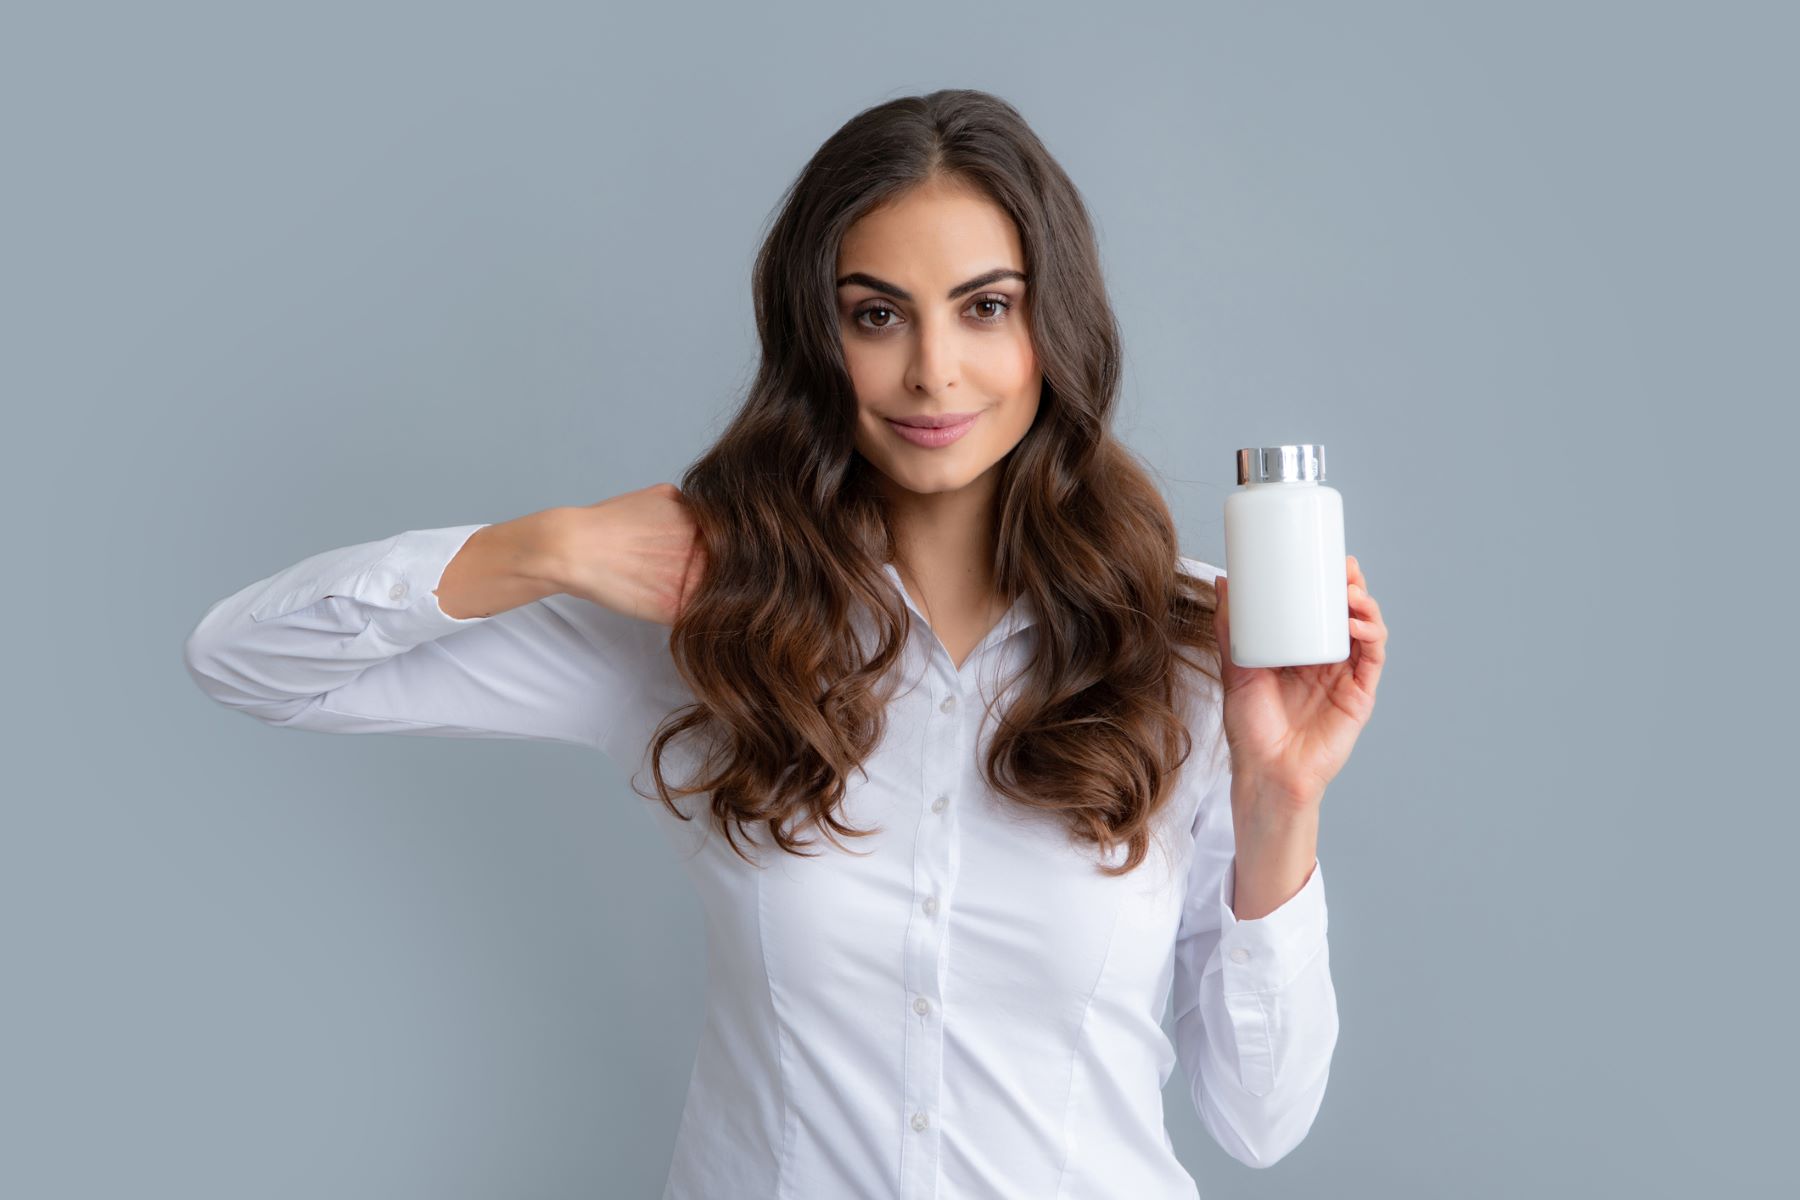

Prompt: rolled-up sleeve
[
  {"left": 182, "top": 523, "right": 676, "bottom": 770},
  {"left": 1171, "top": 757, "right": 1339, "bottom": 1169}
]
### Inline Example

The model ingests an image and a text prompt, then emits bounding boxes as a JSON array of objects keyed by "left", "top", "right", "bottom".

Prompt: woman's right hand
[{"left": 550, "top": 483, "right": 708, "bottom": 627}]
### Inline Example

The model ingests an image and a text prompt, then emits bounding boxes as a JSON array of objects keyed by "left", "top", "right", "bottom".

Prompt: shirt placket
[{"left": 900, "top": 658, "right": 962, "bottom": 1200}]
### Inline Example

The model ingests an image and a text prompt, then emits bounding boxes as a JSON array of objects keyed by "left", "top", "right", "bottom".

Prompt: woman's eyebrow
[{"left": 834, "top": 268, "right": 1028, "bottom": 302}]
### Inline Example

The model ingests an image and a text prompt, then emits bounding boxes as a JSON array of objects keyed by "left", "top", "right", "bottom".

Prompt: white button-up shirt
[{"left": 184, "top": 523, "right": 1339, "bottom": 1195}]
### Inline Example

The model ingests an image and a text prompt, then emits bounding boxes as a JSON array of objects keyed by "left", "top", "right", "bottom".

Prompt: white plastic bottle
[{"left": 1221, "top": 444, "right": 1350, "bottom": 668}]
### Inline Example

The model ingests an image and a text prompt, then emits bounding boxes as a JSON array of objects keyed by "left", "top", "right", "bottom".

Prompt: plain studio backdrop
[{"left": 3, "top": 2, "right": 1793, "bottom": 1197}]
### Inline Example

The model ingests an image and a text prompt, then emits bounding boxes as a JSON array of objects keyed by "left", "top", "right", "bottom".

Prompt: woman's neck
[{"left": 882, "top": 465, "right": 1004, "bottom": 625}]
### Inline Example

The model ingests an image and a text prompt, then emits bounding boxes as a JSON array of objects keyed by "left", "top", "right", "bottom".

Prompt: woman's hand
[
  {"left": 550, "top": 482, "right": 708, "bottom": 627},
  {"left": 1214, "top": 554, "right": 1387, "bottom": 816}
]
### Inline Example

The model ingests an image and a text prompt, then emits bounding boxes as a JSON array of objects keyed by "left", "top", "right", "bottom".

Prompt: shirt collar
[{"left": 879, "top": 561, "right": 1039, "bottom": 646}]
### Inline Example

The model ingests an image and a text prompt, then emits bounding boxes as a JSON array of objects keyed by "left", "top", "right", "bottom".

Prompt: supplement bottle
[{"left": 1222, "top": 444, "right": 1350, "bottom": 668}]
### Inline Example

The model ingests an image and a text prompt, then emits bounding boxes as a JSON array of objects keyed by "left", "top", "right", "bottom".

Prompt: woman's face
[{"left": 837, "top": 177, "right": 1042, "bottom": 499}]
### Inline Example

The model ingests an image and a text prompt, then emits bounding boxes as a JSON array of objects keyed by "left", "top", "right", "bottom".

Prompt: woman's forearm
[
  {"left": 433, "top": 508, "right": 569, "bottom": 620},
  {"left": 1229, "top": 780, "right": 1321, "bottom": 921}
]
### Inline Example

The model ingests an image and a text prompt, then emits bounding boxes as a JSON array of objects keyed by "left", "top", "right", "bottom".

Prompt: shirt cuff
[
  {"left": 1215, "top": 856, "right": 1328, "bottom": 995},
  {"left": 350, "top": 524, "right": 496, "bottom": 646},
  {"left": 244, "top": 525, "right": 493, "bottom": 648}
]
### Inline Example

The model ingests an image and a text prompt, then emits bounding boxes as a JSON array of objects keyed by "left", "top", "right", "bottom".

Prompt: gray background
[{"left": 5, "top": 1, "right": 1793, "bottom": 1196}]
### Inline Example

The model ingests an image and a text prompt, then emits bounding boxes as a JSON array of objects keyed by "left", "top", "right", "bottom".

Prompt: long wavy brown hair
[{"left": 638, "top": 88, "right": 1224, "bottom": 877}]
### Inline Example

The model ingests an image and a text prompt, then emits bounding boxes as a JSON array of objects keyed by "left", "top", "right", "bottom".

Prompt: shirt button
[
  {"left": 911, "top": 1111, "right": 930, "bottom": 1131},
  {"left": 389, "top": 582, "right": 408, "bottom": 601},
  {"left": 939, "top": 695, "right": 956, "bottom": 714},
  {"left": 1229, "top": 947, "right": 1251, "bottom": 963},
  {"left": 931, "top": 794, "right": 948, "bottom": 813},
  {"left": 913, "top": 996, "right": 931, "bottom": 1015},
  {"left": 922, "top": 896, "right": 939, "bottom": 917}
]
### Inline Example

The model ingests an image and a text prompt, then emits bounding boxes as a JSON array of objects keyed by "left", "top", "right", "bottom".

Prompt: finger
[
  {"left": 679, "top": 544, "right": 708, "bottom": 615},
  {"left": 1347, "top": 581, "right": 1381, "bottom": 621},
  {"left": 1349, "top": 613, "right": 1385, "bottom": 691},
  {"left": 1214, "top": 575, "right": 1235, "bottom": 681},
  {"left": 1347, "top": 588, "right": 1385, "bottom": 646}
]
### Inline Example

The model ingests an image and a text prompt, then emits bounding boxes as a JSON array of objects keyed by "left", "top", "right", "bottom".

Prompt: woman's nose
[{"left": 906, "top": 317, "right": 959, "bottom": 394}]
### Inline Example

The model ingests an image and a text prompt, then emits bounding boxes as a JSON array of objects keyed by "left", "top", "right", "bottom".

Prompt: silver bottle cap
[{"left": 1236, "top": 444, "right": 1326, "bottom": 484}]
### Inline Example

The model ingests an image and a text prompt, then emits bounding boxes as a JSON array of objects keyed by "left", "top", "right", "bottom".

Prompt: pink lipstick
[{"left": 885, "top": 411, "right": 981, "bottom": 448}]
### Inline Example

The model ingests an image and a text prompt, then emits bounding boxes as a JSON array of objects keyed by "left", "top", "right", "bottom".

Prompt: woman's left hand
[{"left": 1214, "top": 554, "right": 1388, "bottom": 816}]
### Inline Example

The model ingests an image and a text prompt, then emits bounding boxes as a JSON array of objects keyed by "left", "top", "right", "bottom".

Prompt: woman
[{"left": 186, "top": 89, "right": 1387, "bottom": 1197}]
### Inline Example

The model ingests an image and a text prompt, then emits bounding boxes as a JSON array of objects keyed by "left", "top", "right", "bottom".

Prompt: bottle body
[{"left": 1222, "top": 480, "right": 1349, "bottom": 668}]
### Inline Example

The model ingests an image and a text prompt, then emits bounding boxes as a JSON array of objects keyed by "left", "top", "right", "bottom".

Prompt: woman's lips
[{"left": 885, "top": 412, "right": 980, "bottom": 448}]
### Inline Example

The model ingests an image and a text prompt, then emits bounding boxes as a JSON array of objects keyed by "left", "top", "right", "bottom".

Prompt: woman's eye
[{"left": 852, "top": 294, "right": 1014, "bottom": 333}]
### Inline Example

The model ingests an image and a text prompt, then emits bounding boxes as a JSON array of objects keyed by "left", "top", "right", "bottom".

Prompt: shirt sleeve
[
  {"left": 182, "top": 523, "right": 681, "bottom": 771},
  {"left": 1170, "top": 753, "right": 1340, "bottom": 1168}
]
